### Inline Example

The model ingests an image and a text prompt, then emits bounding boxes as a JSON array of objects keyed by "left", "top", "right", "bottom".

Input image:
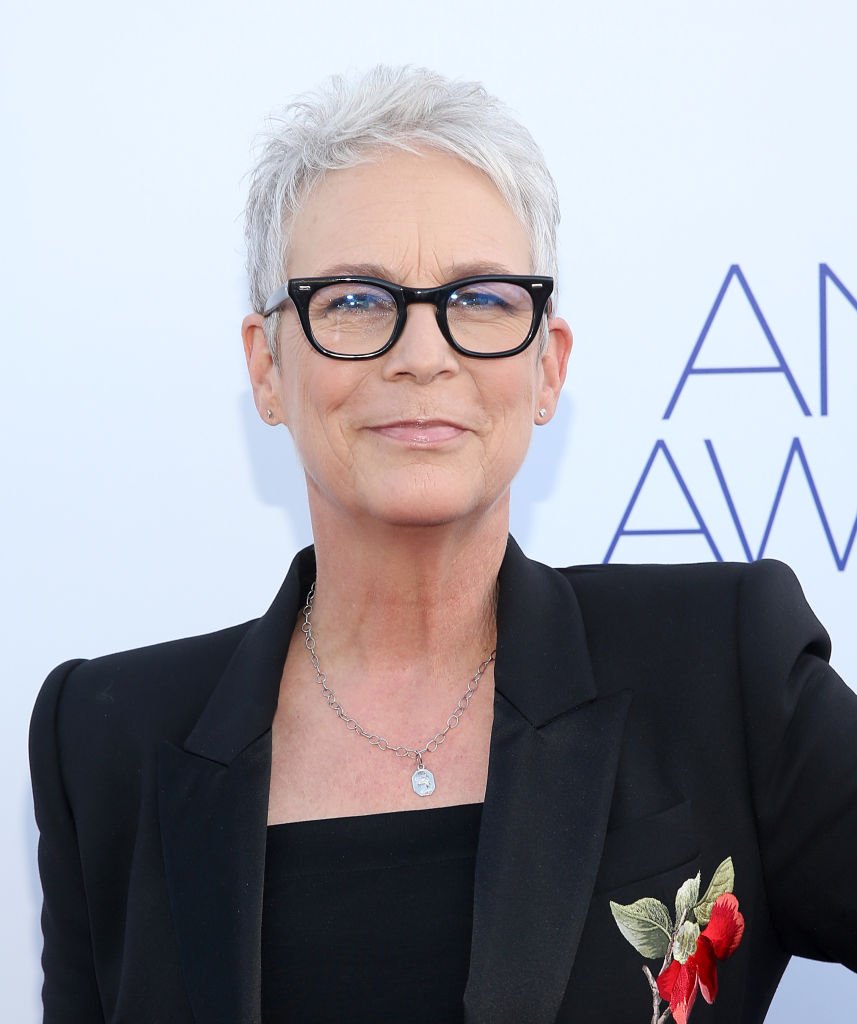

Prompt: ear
[
  {"left": 535, "top": 315, "right": 573, "bottom": 423},
  {"left": 241, "top": 313, "right": 282, "bottom": 425}
]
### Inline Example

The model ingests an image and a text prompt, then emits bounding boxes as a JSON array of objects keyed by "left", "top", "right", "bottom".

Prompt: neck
[{"left": 302, "top": 496, "right": 509, "bottom": 701}]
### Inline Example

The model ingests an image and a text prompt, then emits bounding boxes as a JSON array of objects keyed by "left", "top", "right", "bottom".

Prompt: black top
[{"left": 261, "top": 802, "right": 484, "bottom": 1023}]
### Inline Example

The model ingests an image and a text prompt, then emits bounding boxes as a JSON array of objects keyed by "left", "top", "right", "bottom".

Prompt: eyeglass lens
[{"left": 306, "top": 281, "right": 535, "bottom": 355}]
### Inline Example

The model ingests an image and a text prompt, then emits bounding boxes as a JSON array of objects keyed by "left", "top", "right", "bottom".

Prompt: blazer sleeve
[
  {"left": 737, "top": 559, "right": 857, "bottom": 971},
  {"left": 29, "top": 659, "right": 106, "bottom": 1024}
]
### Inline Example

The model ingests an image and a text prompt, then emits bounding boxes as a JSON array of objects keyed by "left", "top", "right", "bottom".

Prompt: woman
[{"left": 30, "top": 66, "right": 857, "bottom": 1024}]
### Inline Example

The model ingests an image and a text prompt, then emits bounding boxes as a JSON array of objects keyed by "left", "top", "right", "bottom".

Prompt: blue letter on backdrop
[
  {"left": 706, "top": 437, "right": 856, "bottom": 570},
  {"left": 819, "top": 264, "right": 857, "bottom": 416},
  {"left": 663, "top": 265, "right": 811, "bottom": 419},
  {"left": 603, "top": 440, "right": 722, "bottom": 563}
]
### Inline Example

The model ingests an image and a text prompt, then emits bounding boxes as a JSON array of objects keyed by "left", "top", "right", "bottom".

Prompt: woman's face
[{"left": 244, "top": 149, "right": 572, "bottom": 531}]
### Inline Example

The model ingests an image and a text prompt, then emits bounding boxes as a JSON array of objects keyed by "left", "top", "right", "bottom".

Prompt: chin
[
  {"left": 366, "top": 497, "right": 481, "bottom": 530},
  {"left": 376, "top": 509, "right": 473, "bottom": 529},
  {"left": 360, "top": 476, "right": 491, "bottom": 530}
]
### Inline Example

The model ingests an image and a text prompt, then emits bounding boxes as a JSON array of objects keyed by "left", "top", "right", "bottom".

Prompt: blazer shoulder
[
  {"left": 553, "top": 558, "right": 829, "bottom": 663},
  {"left": 30, "top": 620, "right": 258, "bottom": 787},
  {"left": 556, "top": 556, "right": 811, "bottom": 609},
  {"left": 554, "top": 558, "right": 746, "bottom": 626},
  {"left": 557, "top": 556, "right": 749, "bottom": 589}
]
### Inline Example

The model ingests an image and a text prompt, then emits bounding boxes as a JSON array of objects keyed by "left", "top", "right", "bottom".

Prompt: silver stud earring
[
  {"left": 266, "top": 408, "right": 274, "bottom": 420},
  {"left": 538, "top": 408, "right": 547, "bottom": 419}
]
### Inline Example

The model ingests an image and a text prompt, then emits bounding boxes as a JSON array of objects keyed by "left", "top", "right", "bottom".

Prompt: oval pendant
[{"left": 411, "top": 766, "right": 436, "bottom": 797}]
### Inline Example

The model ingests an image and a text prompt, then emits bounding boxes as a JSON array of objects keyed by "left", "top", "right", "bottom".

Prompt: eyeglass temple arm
[{"left": 262, "top": 284, "right": 291, "bottom": 317}]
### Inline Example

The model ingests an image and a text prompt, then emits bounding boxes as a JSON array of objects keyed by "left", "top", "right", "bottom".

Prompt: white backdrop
[{"left": 3, "top": 1, "right": 855, "bottom": 1019}]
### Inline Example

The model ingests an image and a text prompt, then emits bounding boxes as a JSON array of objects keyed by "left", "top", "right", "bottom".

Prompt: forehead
[{"left": 286, "top": 148, "right": 532, "bottom": 282}]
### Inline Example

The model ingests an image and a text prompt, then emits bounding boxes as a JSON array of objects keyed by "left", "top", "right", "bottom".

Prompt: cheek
[
  {"left": 279, "top": 360, "right": 368, "bottom": 460},
  {"left": 472, "top": 374, "right": 537, "bottom": 483},
  {"left": 483, "top": 365, "right": 538, "bottom": 435}
]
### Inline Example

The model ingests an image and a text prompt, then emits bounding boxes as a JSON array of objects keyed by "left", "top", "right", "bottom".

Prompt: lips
[{"left": 369, "top": 419, "right": 468, "bottom": 446}]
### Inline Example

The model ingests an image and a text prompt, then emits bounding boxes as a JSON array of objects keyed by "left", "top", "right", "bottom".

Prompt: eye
[
  {"left": 329, "top": 291, "right": 388, "bottom": 313},
  {"left": 312, "top": 284, "right": 397, "bottom": 319},
  {"left": 449, "top": 286, "right": 510, "bottom": 310},
  {"left": 447, "top": 282, "right": 531, "bottom": 320}
]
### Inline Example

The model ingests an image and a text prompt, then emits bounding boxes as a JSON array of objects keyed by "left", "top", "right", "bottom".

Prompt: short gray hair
[{"left": 244, "top": 65, "right": 560, "bottom": 363}]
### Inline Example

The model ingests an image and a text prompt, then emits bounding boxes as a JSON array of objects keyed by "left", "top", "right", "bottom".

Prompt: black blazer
[{"left": 30, "top": 538, "right": 857, "bottom": 1024}]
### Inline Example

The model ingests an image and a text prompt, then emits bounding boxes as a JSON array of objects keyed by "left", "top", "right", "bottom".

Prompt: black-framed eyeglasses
[{"left": 262, "top": 274, "right": 554, "bottom": 359}]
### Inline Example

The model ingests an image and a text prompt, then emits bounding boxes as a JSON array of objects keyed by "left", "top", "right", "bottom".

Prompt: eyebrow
[{"left": 309, "top": 260, "right": 520, "bottom": 281}]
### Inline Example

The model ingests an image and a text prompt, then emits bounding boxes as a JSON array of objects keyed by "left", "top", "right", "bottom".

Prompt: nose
[{"left": 380, "top": 302, "right": 460, "bottom": 384}]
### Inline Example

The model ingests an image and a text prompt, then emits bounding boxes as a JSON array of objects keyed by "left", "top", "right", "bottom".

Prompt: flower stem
[
  {"left": 643, "top": 908, "right": 686, "bottom": 1022},
  {"left": 642, "top": 964, "right": 673, "bottom": 1024}
]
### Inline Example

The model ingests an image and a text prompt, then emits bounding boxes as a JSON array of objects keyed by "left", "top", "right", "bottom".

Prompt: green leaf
[
  {"left": 675, "top": 872, "right": 700, "bottom": 921},
  {"left": 609, "top": 897, "right": 674, "bottom": 959},
  {"left": 672, "top": 921, "right": 701, "bottom": 964},
  {"left": 694, "top": 856, "right": 735, "bottom": 926}
]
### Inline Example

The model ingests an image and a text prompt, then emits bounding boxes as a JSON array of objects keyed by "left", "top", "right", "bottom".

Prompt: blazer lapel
[
  {"left": 158, "top": 735, "right": 271, "bottom": 1024},
  {"left": 464, "top": 539, "right": 632, "bottom": 1024},
  {"left": 157, "top": 548, "right": 315, "bottom": 1024}
]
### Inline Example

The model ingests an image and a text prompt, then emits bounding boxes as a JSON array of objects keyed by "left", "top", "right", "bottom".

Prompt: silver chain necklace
[{"left": 300, "top": 581, "right": 496, "bottom": 797}]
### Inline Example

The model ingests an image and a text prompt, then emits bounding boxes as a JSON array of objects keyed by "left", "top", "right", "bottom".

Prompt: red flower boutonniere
[{"left": 609, "top": 857, "right": 745, "bottom": 1024}]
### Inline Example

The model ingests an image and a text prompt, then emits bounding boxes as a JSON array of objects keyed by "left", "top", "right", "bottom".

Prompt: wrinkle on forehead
[
  {"left": 286, "top": 149, "right": 531, "bottom": 285},
  {"left": 309, "top": 256, "right": 522, "bottom": 287}
]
